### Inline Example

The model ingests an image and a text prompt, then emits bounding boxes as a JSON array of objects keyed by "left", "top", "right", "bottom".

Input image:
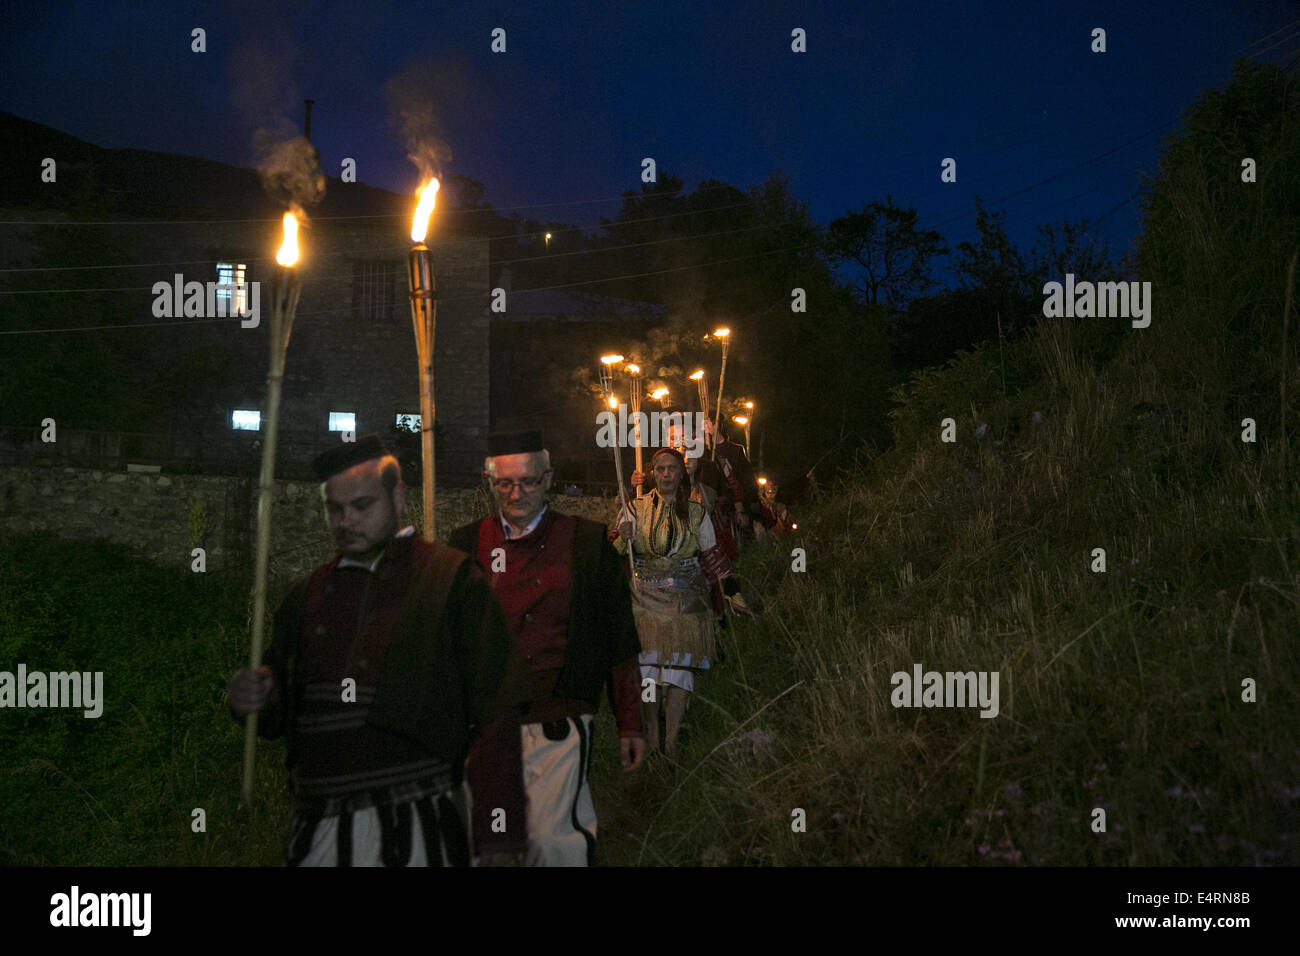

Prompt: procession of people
[{"left": 228, "top": 348, "right": 797, "bottom": 867}]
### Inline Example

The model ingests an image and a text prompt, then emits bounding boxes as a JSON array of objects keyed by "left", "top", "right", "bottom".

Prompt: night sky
[{"left": 4, "top": 0, "right": 1297, "bottom": 267}]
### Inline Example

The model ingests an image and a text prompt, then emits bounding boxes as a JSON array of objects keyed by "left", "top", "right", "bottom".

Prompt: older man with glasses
[{"left": 452, "top": 430, "right": 644, "bottom": 866}]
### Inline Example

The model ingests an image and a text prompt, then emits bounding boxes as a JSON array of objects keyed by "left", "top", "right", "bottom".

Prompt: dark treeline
[{"left": 463, "top": 173, "right": 1122, "bottom": 492}]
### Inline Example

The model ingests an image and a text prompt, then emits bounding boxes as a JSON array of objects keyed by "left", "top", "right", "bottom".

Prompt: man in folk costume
[
  {"left": 227, "top": 434, "right": 519, "bottom": 867},
  {"left": 758, "top": 478, "right": 795, "bottom": 540},
  {"left": 452, "top": 430, "right": 644, "bottom": 867},
  {"left": 614, "top": 445, "right": 738, "bottom": 755},
  {"left": 707, "top": 418, "right": 763, "bottom": 543}
]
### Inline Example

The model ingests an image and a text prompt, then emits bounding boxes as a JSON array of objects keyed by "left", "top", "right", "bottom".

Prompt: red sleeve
[
  {"left": 466, "top": 712, "right": 528, "bottom": 855},
  {"left": 608, "top": 657, "right": 644, "bottom": 737}
]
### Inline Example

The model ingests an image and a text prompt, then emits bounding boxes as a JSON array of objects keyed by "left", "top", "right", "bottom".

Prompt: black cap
[
  {"left": 650, "top": 445, "right": 686, "bottom": 468},
  {"left": 487, "top": 429, "right": 544, "bottom": 457},
  {"left": 311, "top": 433, "right": 391, "bottom": 481}
]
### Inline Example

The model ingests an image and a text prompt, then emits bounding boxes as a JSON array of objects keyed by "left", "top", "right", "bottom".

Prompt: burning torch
[
  {"left": 626, "top": 363, "right": 643, "bottom": 495},
  {"left": 690, "top": 369, "right": 710, "bottom": 447},
  {"left": 733, "top": 415, "right": 750, "bottom": 452},
  {"left": 407, "top": 178, "right": 439, "bottom": 541},
  {"left": 650, "top": 386, "right": 669, "bottom": 457},
  {"left": 242, "top": 210, "right": 303, "bottom": 807},
  {"left": 600, "top": 354, "right": 637, "bottom": 581},
  {"left": 711, "top": 327, "right": 731, "bottom": 461}
]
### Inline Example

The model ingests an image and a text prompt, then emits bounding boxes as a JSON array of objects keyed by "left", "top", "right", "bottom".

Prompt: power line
[{"left": 0, "top": 238, "right": 821, "bottom": 336}]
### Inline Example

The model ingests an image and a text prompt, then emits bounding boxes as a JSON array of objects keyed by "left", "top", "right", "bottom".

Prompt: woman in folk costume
[
  {"left": 613, "top": 446, "right": 731, "bottom": 756},
  {"left": 630, "top": 427, "right": 750, "bottom": 621}
]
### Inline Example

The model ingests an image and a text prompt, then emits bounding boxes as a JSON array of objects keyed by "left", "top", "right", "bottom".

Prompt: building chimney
[{"left": 304, "top": 99, "right": 315, "bottom": 143}]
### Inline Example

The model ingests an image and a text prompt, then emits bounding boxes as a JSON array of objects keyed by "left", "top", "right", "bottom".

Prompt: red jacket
[{"left": 452, "top": 508, "right": 643, "bottom": 853}]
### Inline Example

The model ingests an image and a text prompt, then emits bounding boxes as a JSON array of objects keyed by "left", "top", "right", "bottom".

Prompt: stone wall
[{"left": 0, "top": 464, "right": 621, "bottom": 586}]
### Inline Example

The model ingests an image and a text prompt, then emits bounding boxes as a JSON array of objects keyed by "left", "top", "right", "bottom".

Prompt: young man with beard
[
  {"left": 451, "top": 430, "right": 644, "bottom": 867},
  {"left": 227, "top": 434, "right": 518, "bottom": 867}
]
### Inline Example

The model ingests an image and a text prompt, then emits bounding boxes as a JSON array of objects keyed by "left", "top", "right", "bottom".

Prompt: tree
[
  {"left": 826, "top": 196, "right": 948, "bottom": 308},
  {"left": 1136, "top": 59, "right": 1300, "bottom": 411},
  {"left": 1026, "top": 219, "right": 1113, "bottom": 289},
  {"left": 950, "top": 196, "right": 1038, "bottom": 335}
]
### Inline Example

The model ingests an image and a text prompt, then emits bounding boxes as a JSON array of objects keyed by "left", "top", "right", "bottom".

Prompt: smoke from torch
[{"left": 257, "top": 138, "right": 325, "bottom": 211}]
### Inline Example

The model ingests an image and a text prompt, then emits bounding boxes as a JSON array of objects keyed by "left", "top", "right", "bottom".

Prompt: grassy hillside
[
  {"left": 590, "top": 304, "right": 1298, "bottom": 865},
  {"left": 0, "top": 538, "right": 291, "bottom": 864}
]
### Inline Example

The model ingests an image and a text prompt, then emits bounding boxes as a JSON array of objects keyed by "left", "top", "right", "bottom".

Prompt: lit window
[
  {"left": 216, "top": 263, "right": 248, "bottom": 316},
  {"left": 329, "top": 412, "right": 356, "bottom": 432},
  {"left": 232, "top": 409, "right": 260, "bottom": 431},
  {"left": 396, "top": 413, "right": 421, "bottom": 433}
]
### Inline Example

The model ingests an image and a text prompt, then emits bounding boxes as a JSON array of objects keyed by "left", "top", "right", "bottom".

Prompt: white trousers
[
  {"left": 288, "top": 783, "right": 471, "bottom": 867},
  {"left": 523, "top": 715, "right": 597, "bottom": 867}
]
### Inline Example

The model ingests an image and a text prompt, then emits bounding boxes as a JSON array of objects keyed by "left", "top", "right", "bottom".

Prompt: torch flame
[
  {"left": 410, "top": 178, "right": 440, "bottom": 243},
  {"left": 689, "top": 369, "right": 705, "bottom": 381},
  {"left": 757, "top": 477, "right": 767, "bottom": 485},
  {"left": 625, "top": 363, "right": 640, "bottom": 374},
  {"left": 651, "top": 388, "right": 669, "bottom": 400},
  {"left": 713, "top": 327, "right": 731, "bottom": 338},
  {"left": 609, "top": 394, "right": 619, "bottom": 409},
  {"left": 734, "top": 416, "right": 748, "bottom": 425},
  {"left": 600, "top": 354, "right": 624, "bottom": 365},
  {"left": 276, "top": 212, "right": 300, "bottom": 266}
]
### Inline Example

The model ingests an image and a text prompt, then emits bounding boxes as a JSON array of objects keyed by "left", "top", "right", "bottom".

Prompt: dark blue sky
[{"left": 3, "top": 0, "right": 1298, "bottom": 267}]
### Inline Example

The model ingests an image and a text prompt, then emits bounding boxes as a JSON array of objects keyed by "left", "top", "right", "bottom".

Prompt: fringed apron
[{"left": 626, "top": 492, "right": 717, "bottom": 667}]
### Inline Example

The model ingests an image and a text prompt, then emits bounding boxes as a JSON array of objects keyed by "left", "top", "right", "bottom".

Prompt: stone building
[{"left": 0, "top": 111, "right": 489, "bottom": 485}]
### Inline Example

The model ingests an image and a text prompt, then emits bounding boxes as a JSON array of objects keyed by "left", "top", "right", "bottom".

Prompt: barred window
[
  {"left": 352, "top": 260, "right": 396, "bottom": 323},
  {"left": 216, "top": 262, "right": 248, "bottom": 316}
]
